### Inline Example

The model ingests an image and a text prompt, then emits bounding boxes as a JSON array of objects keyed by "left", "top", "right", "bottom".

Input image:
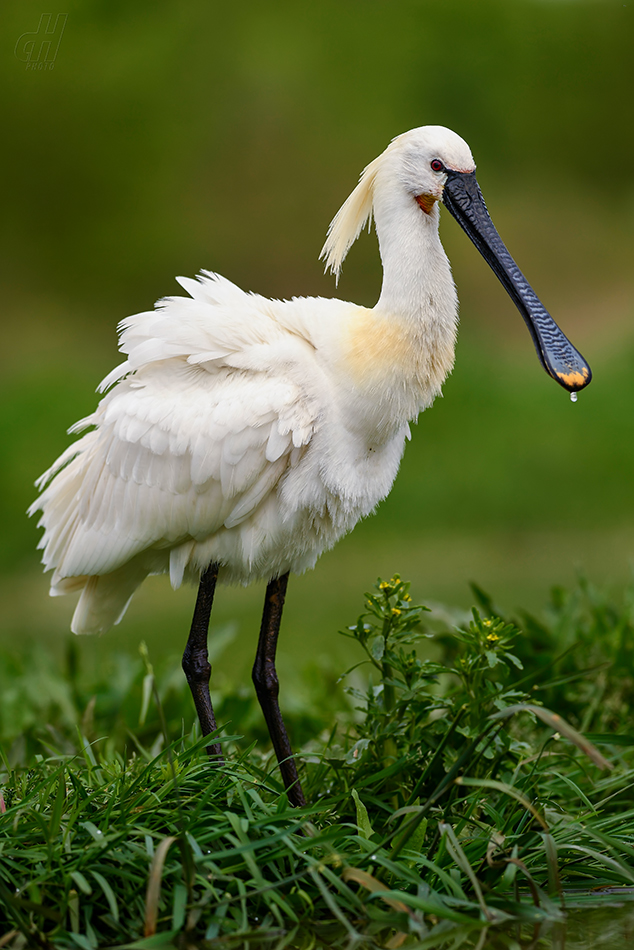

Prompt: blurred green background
[{"left": 1, "top": 0, "right": 633, "bottom": 691}]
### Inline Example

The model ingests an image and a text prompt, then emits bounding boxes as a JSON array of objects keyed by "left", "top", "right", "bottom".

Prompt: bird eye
[{"left": 430, "top": 159, "right": 444, "bottom": 172}]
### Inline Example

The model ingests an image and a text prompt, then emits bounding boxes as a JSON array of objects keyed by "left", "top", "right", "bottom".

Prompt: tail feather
[{"left": 70, "top": 558, "right": 155, "bottom": 635}]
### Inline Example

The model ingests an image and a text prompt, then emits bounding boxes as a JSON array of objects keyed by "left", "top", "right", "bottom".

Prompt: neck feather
[
  {"left": 371, "top": 187, "right": 459, "bottom": 394},
  {"left": 374, "top": 188, "right": 456, "bottom": 323}
]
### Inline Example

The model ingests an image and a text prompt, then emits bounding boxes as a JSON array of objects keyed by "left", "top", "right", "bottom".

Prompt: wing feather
[
  {"left": 34, "top": 357, "right": 316, "bottom": 582},
  {"left": 31, "top": 279, "right": 327, "bottom": 631}
]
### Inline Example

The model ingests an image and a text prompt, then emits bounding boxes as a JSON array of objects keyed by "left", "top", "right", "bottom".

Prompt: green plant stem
[
  {"left": 406, "top": 705, "right": 467, "bottom": 806},
  {"left": 381, "top": 664, "right": 398, "bottom": 765},
  {"left": 380, "top": 612, "right": 398, "bottom": 777}
]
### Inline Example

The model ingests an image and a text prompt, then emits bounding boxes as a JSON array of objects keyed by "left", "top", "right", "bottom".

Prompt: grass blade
[
  {"left": 144, "top": 836, "right": 177, "bottom": 936},
  {"left": 489, "top": 703, "right": 612, "bottom": 770},
  {"left": 455, "top": 776, "right": 548, "bottom": 830}
]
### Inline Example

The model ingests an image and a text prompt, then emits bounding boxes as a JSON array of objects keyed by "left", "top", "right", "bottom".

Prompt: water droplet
[{"left": 570, "top": 392, "right": 578, "bottom": 403}]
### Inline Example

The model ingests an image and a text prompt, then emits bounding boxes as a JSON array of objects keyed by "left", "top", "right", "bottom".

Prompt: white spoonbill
[{"left": 30, "top": 126, "right": 591, "bottom": 806}]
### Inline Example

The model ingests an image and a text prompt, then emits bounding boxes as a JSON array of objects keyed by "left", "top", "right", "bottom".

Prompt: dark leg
[
  {"left": 182, "top": 563, "right": 223, "bottom": 760},
  {"left": 252, "top": 573, "right": 306, "bottom": 807}
]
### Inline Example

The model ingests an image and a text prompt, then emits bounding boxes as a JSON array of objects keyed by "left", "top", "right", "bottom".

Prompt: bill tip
[{"left": 555, "top": 366, "right": 591, "bottom": 392}]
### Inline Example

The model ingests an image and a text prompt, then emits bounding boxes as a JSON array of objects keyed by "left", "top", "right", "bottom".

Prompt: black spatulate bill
[{"left": 442, "top": 169, "right": 591, "bottom": 394}]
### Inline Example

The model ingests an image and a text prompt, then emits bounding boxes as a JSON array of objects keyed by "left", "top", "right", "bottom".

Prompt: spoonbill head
[
  {"left": 324, "top": 125, "right": 591, "bottom": 394},
  {"left": 30, "top": 125, "right": 591, "bottom": 806}
]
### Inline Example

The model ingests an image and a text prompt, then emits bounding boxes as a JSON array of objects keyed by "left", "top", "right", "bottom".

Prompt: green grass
[{"left": 2, "top": 575, "right": 634, "bottom": 948}]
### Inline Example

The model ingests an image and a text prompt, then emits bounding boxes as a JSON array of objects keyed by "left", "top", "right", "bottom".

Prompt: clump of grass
[{"left": 2, "top": 576, "right": 634, "bottom": 948}]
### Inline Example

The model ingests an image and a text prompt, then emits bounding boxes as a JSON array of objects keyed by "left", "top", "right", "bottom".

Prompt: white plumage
[{"left": 31, "top": 124, "right": 586, "bottom": 643}]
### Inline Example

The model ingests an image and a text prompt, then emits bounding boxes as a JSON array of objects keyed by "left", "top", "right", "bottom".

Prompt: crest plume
[{"left": 320, "top": 151, "right": 384, "bottom": 281}]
